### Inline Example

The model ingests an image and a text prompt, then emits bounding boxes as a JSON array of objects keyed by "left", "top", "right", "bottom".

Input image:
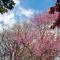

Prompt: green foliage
[
  {"left": 0, "top": 0, "right": 15, "bottom": 14},
  {"left": 0, "top": 7, "right": 7, "bottom": 14}
]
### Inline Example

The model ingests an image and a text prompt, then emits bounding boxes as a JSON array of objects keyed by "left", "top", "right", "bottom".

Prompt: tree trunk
[
  {"left": 41, "top": 55, "right": 54, "bottom": 60},
  {"left": 10, "top": 52, "right": 12, "bottom": 60}
]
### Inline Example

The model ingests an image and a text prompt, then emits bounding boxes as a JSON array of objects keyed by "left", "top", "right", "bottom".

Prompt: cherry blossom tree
[
  {"left": 8, "top": 21, "right": 60, "bottom": 60},
  {"left": 31, "top": 13, "right": 58, "bottom": 27},
  {"left": 0, "top": 19, "right": 60, "bottom": 60},
  {"left": 8, "top": 23, "right": 39, "bottom": 60}
]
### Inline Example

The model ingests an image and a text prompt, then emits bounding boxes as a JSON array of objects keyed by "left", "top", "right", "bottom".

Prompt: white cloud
[
  {"left": 0, "top": 0, "right": 21, "bottom": 31},
  {"left": 0, "top": 11, "right": 16, "bottom": 30},
  {"left": 13, "top": 0, "right": 21, "bottom": 5},
  {"left": 0, "top": 0, "right": 35, "bottom": 31},
  {"left": 19, "top": 7, "right": 34, "bottom": 18}
]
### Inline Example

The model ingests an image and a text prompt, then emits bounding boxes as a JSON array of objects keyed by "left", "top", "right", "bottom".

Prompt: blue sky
[
  {"left": 21, "top": 0, "right": 56, "bottom": 12},
  {"left": 0, "top": 0, "right": 56, "bottom": 30},
  {"left": 14, "top": 0, "right": 56, "bottom": 22}
]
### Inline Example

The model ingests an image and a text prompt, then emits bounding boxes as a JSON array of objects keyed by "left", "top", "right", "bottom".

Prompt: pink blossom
[{"left": 31, "top": 12, "right": 58, "bottom": 25}]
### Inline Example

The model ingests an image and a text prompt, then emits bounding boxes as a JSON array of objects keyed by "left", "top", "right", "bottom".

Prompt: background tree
[
  {"left": 49, "top": 0, "right": 60, "bottom": 29},
  {"left": 0, "top": 0, "right": 15, "bottom": 14},
  {"left": 0, "top": 28, "right": 14, "bottom": 60}
]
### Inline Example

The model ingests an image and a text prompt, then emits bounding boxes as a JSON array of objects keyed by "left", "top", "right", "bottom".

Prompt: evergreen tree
[{"left": 0, "top": 0, "right": 15, "bottom": 14}]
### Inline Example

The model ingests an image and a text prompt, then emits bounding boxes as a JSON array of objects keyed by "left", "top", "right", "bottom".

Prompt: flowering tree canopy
[
  {"left": 8, "top": 21, "right": 60, "bottom": 60},
  {"left": 31, "top": 13, "right": 58, "bottom": 27}
]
